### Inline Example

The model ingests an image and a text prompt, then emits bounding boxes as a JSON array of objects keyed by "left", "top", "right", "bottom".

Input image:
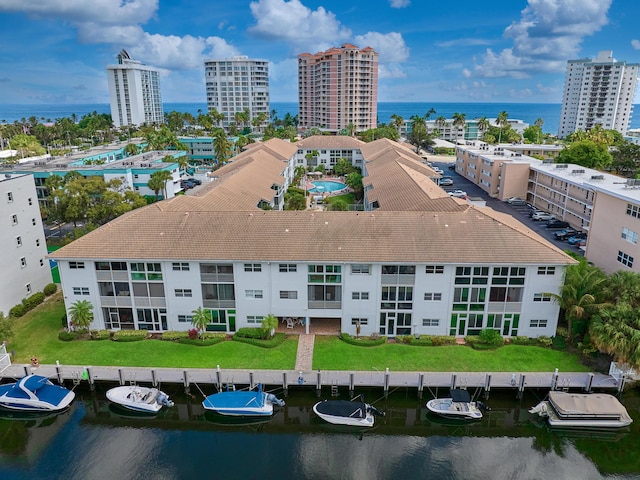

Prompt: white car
[
  {"left": 433, "top": 167, "right": 444, "bottom": 174},
  {"left": 532, "top": 211, "right": 555, "bottom": 221},
  {"left": 506, "top": 197, "right": 526, "bottom": 206},
  {"left": 448, "top": 190, "right": 467, "bottom": 198},
  {"left": 439, "top": 177, "right": 454, "bottom": 186}
]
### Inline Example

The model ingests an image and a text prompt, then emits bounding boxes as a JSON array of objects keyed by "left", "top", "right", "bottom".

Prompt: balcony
[
  {"left": 203, "top": 299, "right": 235, "bottom": 309},
  {"left": 308, "top": 300, "right": 342, "bottom": 309}
]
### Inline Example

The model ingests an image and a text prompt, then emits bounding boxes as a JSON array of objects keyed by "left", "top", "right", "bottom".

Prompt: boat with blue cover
[
  {"left": 202, "top": 384, "right": 285, "bottom": 416},
  {"left": 0, "top": 375, "right": 75, "bottom": 412}
]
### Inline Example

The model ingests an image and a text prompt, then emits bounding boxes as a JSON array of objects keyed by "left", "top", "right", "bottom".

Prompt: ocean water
[{"left": 2, "top": 101, "right": 640, "bottom": 135}]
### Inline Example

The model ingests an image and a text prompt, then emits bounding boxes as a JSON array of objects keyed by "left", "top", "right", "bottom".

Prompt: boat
[
  {"left": 202, "top": 384, "right": 285, "bottom": 417},
  {"left": 313, "top": 396, "right": 385, "bottom": 427},
  {"left": 0, "top": 375, "right": 75, "bottom": 412},
  {"left": 106, "top": 385, "right": 174, "bottom": 413},
  {"left": 529, "top": 391, "right": 633, "bottom": 428},
  {"left": 426, "top": 388, "right": 485, "bottom": 420}
]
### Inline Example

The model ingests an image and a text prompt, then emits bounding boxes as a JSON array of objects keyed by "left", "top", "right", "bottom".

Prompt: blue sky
[{"left": 0, "top": 0, "right": 638, "bottom": 105}]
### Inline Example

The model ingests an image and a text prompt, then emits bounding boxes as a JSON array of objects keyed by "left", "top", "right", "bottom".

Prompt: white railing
[{"left": 0, "top": 342, "right": 11, "bottom": 374}]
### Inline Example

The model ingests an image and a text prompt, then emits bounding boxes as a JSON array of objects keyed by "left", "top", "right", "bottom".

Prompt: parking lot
[{"left": 429, "top": 159, "right": 585, "bottom": 255}]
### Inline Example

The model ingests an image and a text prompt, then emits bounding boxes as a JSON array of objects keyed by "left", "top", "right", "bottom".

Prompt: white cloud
[
  {"left": 354, "top": 31, "right": 409, "bottom": 63},
  {"left": 632, "top": 39, "right": 640, "bottom": 50},
  {"left": 471, "top": 0, "right": 613, "bottom": 79},
  {"left": 389, "top": 0, "right": 410, "bottom": 7},
  {"left": 248, "top": 0, "right": 352, "bottom": 53},
  {"left": 436, "top": 38, "right": 494, "bottom": 48}
]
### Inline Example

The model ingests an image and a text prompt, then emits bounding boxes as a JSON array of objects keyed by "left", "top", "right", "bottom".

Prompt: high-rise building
[
  {"left": 558, "top": 50, "right": 639, "bottom": 138},
  {"left": 298, "top": 43, "right": 378, "bottom": 133},
  {"left": 0, "top": 174, "right": 50, "bottom": 315},
  {"left": 107, "top": 49, "right": 164, "bottom": 128},
  {"left": 204, "top": 56, "right": 270, "bottom": 131}
]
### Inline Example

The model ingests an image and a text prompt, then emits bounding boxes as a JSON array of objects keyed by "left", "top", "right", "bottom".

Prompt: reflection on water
[{"left": 1, "top": 388, "right": 640, "bottom": 479}]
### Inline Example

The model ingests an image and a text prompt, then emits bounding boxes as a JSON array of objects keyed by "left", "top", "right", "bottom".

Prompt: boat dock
[{"left": 0, "top": 363, "right": 627, "bottom": 398}]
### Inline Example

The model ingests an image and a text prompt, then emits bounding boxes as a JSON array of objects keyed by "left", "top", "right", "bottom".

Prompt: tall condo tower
[
  {"left": 558, "top": 50, "right": 639, "bottom": 138},
  {"left": 107, "top": 49, "right": 164, "bottom": 128},
  {"left": 204, "top": 56, "right": 270, "bottom": 131},
  {"left": 298, "top": 44, "right": 378, "bottom": 133}
]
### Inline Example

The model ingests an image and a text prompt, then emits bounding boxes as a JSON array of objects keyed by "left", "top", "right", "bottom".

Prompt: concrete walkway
[{"left": 294, "top": 334, "right": 315, "bottom": 372}]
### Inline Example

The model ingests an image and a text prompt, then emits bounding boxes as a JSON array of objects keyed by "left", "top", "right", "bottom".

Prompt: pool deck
[{"left": 305, "top": 176, "right": 350, "bottom": 196}]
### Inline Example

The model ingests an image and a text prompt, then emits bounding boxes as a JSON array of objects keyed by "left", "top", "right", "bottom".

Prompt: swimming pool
[{"left": 308, "top": 180, "right": 346, "bottom": 193}]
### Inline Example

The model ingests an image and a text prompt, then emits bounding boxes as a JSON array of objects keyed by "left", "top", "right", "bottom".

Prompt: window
[
  {"left": 73, "top": 287, "right": 90, "bottom": 296},
  {"left": 424, "top": 292, "right": 442, "bottom": 301},
  {"left": 425, "top": 265, "right": 444, "bottom": 274},
  {"left": 351, "top": 264, "right": 371, "bottom": 274},
  {"left": 351, "top": 292, "right": 369, "bottom": 300},
  {"left": 244, "top": 263, "right": 262, "bottom": 272},
  {"left": 308, "top": 264, "right": 342, "bottom": 283},
  {"left": 533, "top": 293, "right": 552, "bottom": 302},
  {"left": 279, "top": 263, "right": 297, "bottom": 272},
  {"left": 20, "top": 257, "right": 26, "bottom": 268},
  {"left": 537, "top": 266, "right": 556, "bottom": 275},
  {"left": 178, "top": 315, "right": 193, "bottom": 323},
  {"left": 280, "top": 290, "right": 298, "bottom": 299},
  {"left": 351, "top": 318, "right": 368, "bottom": 325},
  {"left": 69, "top": 261, "right": 85, "bottom": 269},
  {"left": 131, "top": 262, "right": 162, "bottom": 280},
  {"left": 26, "top": 284, "right": 31, "bottom": 294},
  {"left": 16, "top": 236, "right": 22, "bottom": 247},
  {"left": 622, "top": 228, "right": 638, "bottom": 245},
  {"left": 175, "top": 289, "right": 193, "bottom": 297},
  {"left": 7, "top": 192, "right": 13, "bottom": 202},
  {"left": 530, "top": 319, "right": 548, "bottom": 328},
  {"left": 245, "top": 289, "right": 264, "bottom": 299},
  {"left": 247, "top": 315, "right": 264, "bottom": 324},
  {"left": 422, "top": 318, "right": 440, "bottom": 327},
  {"left": 172, "top": 262, "right": 190, "bottom": 271},
  {"left": 618, "top": 251, "right": 634, "bottom": 268},
  {"left": 11, "top": 214, "right": 17, "bottom": 225},
  {"left": 626, "top": 203, "right": 640, "bottom": 219}
]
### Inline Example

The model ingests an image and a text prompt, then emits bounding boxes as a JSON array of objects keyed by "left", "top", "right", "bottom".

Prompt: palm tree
[
  {"left": 390, "top": 114, "right": 404, "bottom": 133},
  {"left": 425, "top": 108, "right": 436, "bottom": 121},
  {"left": 176, "top": 155, "right": 190, "bottom": 175},
  {"left": 261, "top": 314, "right": 278, "bottom": 339},
  {"left": 213, "top": 130, "right": 233, "bottom": 165},
  {"left": 534, "top": 118, "right": 544, "bottom": 144},
  {"left": 68, "top": 300, "right": 94, "bottom": 332},
  {"left": 434, "top": 116, "right": 447, "bottom": 137},
  {"left": 452, "top": 112, "right": 466, "bottom": 143},
  {"left": 148, "top": 169, "right": 173, "bottom": 200},
  {"left": 191, "top": 307, "right": 211, "bottom": 339},
  {"left": 590, "top": 305, "right": 640, "bottom": 370},
  {"left": 495, "top": 111, "right": 509, "bottom": 144},
  {"left": 477, "top": 116, "right": 490, "bottom": 140}
]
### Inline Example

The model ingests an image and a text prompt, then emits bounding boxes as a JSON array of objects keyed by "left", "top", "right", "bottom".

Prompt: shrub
[
  {"left": 58, "top": 331, "right": 79, "bottom": 341},
  {"left": 478, "top": 329, "right": 504, "bottom": 347},
  {"left": 188, "top": 328, "right": 199, "bottom": 340},
  {"left": 431, "top": 336, "right": 456, "bottom": 346},
  {"left": 233, "top": 332, "right": 286, "bottom": 348},
  {"left": 161, "top": 331, "right": 190, "bottom": 341},
  {"left": 43, "top": 283, "right": 58, "bottom": 296},
  {"left": 511, "top": 336, "right": 532, "bottom": 345},
  {"left": 552, "top": 335, "right": 567, "bottom": 350},
  {"left": 537, "top": 336, "right": 553, "bottom": 347},
  {"left": 112, "top": 330, "right": 148, "bottom": 342},
  {"left": 9, "top": 304, "right": 25, "bottom": 318},
  {"left": 90, "top": 329, "right": 111, "bottom": 340},
  {"left": 234, "top": 328, "right": 263, "bottom": 339},
  {"left": 408, "top": 336, "right": 434, "bottom": 347},
  {"left": 61, "top": 314, "right": 68, "bottom": 328},
  {"left": 555, "top": 327, "right": 568, "bottom": 339},
  {"left": 339, "top": 332, "right": 386, "bottom": 347},
  {"left": 178, "top": 334, "right": 226, "bottom": 346},
  {"left": 22, "top": 292, "right": 45, "bottom": 312}
]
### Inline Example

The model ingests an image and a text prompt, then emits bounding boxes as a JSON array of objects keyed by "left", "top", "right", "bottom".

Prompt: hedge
[
  {"left": 232, "top": 332, "right": 286, "bottom": 348},
  {"left": 339, "top": 333, "right": 387, "bottom": 347},
  {"left": 112, "top": 330, "right": 148, "bottom": 342},
  {"left": 22, "top": 292, "right": 46, "bottom": 312},
  {"left": 58, "top": 331, "right": 79, "bottom": 341},
  {"left": 9, "top": 304, "right": 25, "bottom": 318},
  {"left": 160, "top": 331, "right": 190, "bottom": 341},
  {"left": 90, "top": 330, "right": 111, "bottom": 340},
  {"left": 396, "top": 335, "right": 434, "bottom": 346},
  {"left": 43, "top": 283, "right": 58, "bottom": 296},
  {"left": 234, "top": 327, "right": 264, "bottom": 339},
  {"left": 177, "top": 334, "right": 226, "bottom": 346}
]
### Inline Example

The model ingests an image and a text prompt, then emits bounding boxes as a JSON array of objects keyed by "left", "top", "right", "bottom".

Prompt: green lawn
[
  {"left": 312, "top": 336, "right": 589, "bottom": 372},
  {"left": 9, "top": 295, "right": 588, "bottom": 372}
]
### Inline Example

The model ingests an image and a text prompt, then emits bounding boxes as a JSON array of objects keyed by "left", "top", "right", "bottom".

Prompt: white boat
[
  {"left": 529, "top": 391, "right": 633, "bottom": 428},
  {"left": 0, "top": 375, "right": 75, "bottom": 412},
  {"left": 202, "top": 384, "right": 285, "bottom": 417},
  {"left": 106, "top": 385, "right": 174, "bottom": 413},
  {"left": 313, "top": 397, "right": 385, "bottom": 427},
  {"left": 426, "top": 389, "right": 485, "bottom": 420}
]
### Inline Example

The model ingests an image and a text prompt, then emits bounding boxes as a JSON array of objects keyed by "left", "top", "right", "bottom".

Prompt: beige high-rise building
[{"left": 298, "top": 44, "right": 378, "bottom": 133}]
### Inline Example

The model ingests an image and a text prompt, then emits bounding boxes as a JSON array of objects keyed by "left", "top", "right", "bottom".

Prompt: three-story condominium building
[
  {"left": 298, "top": 44, "right": 378, "bottom": 133},
  {"left": 558, "top": 50, "right": 639, "bottom": 138},
  {"left": 0, "top": 174, "right": 51, "bottom": 315},
  {"left": 51, "top": 137, "right": 574, "bottom": 339},
  {"left": 204, "top": 56, "right": 270, "bottom": 132},
  {"left": 107, "top": 49, "right": 164, "bottom": 128}
]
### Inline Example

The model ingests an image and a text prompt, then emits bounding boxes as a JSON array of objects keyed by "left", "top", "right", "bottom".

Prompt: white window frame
[
  {"left": 175, "top": 289, "right": 193, "bottom": 298},
  {"left": 245, "top": 289, "right": 264, "bottom": 299},
  {"left": 280, "top": 290, "right": 298, "bottom": 299},
  {"left": 422, "top": 318, "right": 440, "bottom": 327}
]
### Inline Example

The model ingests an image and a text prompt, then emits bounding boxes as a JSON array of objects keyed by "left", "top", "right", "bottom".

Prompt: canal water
[{"left": 1, "top": 385, "right": 639, "bottom": 480}]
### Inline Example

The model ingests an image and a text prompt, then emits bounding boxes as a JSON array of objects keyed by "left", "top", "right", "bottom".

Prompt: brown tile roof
[
  {"left": 296, "top": 136, "right": 365, "bottom": 149},
  {"left": 51, "top": 209, "right": 573, "bottom": 265}
]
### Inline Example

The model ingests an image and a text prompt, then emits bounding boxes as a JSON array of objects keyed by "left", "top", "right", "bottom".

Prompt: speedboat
[
  {"left": 106, "top": 385, "right": 174, "bottom": 413},
  {"left": 0, "top": 375, "right": 75, "bottom": 412},
  {"left": 426, "top": 388, "right": 485, "bottom": 420},
  {"left": 313, "top": 397, "right": 385, "bottom": 427},
  {"left": 202, "top": 384, "right": 285, "bottom": 417},
  {"left": 529, "top": 391, "right": 633, "bottom": 428}
]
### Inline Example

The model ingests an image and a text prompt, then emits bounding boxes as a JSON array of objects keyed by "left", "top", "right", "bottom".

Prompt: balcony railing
[
  {"left": 307, "top": 301, "right": 342, "bottom": 309},
  {"left": 203, "top": 299, "right": 236, "bottom": 309}
]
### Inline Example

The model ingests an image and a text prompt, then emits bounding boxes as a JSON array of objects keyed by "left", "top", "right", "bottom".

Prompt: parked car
[
  {"left": 439, "top": 177, "right": 454, "bottom": 186},
  {"left": 185, "top": 177, "right": 202, "bottom": 185},
  {"left": 448, "top": 164, "right": 456, "bottom": 170},
  {"left": 448, "top": 190, "right": 467, "bottom": 198},
  {"left": 506, "top": 197, "right": 526, "bottom": 206},
  {"left": 567, "top": 232, "right": 588, "bottom": 245},
  {"left": 433, "top": 167, "right": 444, "bottom": 174},
  {"left": 545, "top": 219, "right": 570, "bottom": 229},
  {"left": 528, "top": 209, "right": 544, "bottom": 218},
  {"left": 554, "top": 228, "right": 578, "bottom": 240},
  {"left": 532, "top": 211, "right": 555, "bottom": 221}
]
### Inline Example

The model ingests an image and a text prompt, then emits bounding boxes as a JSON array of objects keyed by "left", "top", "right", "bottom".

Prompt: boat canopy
[
  {"left": 548, "top": 392, "right": 629, "bottom": 417},
  {"left": 315, "top": 400, "right": 367, "bottom": 418},
  {"left": 450, "top": 389, "right": 472, "bottom": 403}
]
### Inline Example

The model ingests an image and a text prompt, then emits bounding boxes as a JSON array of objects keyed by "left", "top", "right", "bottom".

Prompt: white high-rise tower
[{"left": 558, "top": 50, "right": 639, "bottom": 138}]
